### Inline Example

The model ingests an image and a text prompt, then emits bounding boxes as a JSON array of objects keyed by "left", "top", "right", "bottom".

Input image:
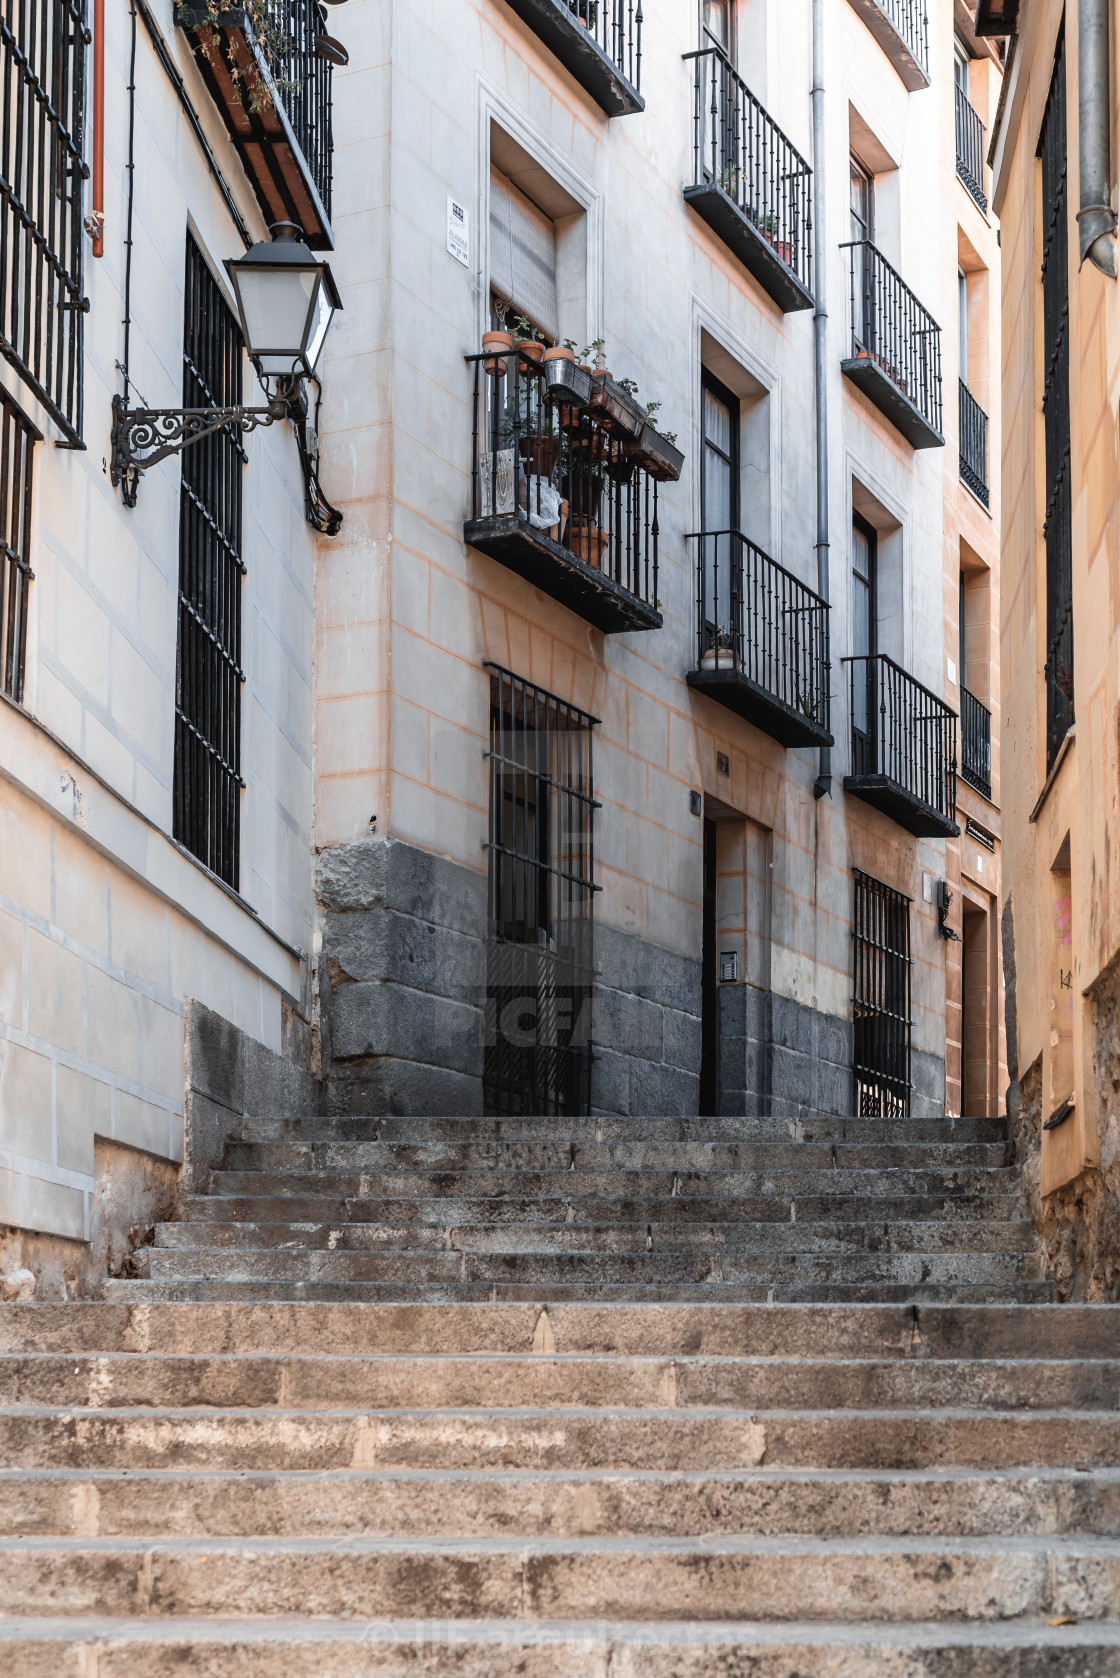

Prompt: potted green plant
[
  {"left": 512, "top": 313, "right": 547, "bottom": 365},
  {"left": 630, "top": 400, "right": 684, "bottom": 483},
  {"left": 569, "top": 514, "right": 608, "bottom": 568},
  {"left": 576, "top": 0, "right": 599, "bottom": 31},
  {"left": 700, "top": 627, "right": 737, "bottom": 671},
  {"left": 587, "top": 348, "right": 644, "bottom": 441},
  {"left": 543, "top": 340, "right": 593, "bottom": 419}
]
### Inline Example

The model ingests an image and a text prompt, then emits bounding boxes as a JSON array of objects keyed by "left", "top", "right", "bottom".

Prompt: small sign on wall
[{"left": 447, "top": 197, "right": 469, "bottom": 266}]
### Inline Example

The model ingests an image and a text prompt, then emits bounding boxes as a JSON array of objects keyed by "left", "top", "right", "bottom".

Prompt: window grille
[
  {"left": 1039, "top": 31, "right": 1073, "bottom": 772},
  {"left": 852, "top": 869, "right": 912, "bottom": 1117},
  {"left": 173, "top": 234, "right": 245, "bottom": 890},
  {"left": 0, "top": 0, "right": 89, "bottom": 443},
  {"left": 484, "top": 664, "right": 598, "bottom": 1117},
  {"left": 0, "top": 389, "right": 38, "bottom": 703}
]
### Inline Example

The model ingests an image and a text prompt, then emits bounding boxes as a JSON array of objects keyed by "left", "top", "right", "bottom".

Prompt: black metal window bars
[
  {"left": 687, "top": 44, "right": 813, "bottom": 300},
  {"left": 842, "top": 241, "right": 944, "bottom": 441},
  {"left": 173, "top": 235, "right": 245, "bottom": 892},
  {"left": 1040, "top": 31, "right": 1073, "bottom": 774},
  {"left": 0, "top": 387, "right": 38, "bottom": 703},
  {"left": 0, "top": 0, "right": 90, "bottom": 444},
  {"left": 955, "top": 81, "right": 988, "bottom": 212},
  {"left": 853, "top": 868, "right": 913, "bottom": 1119},
  {"left": 959, "top": 379, "right": 989, "bottom": 506},
  {"left": 484, "top": 663, "right": 598, "bottom": 1118},
  {"left": 468, "top": 349, "right": 660, "bottom": 616},
  {"left": 960, "top": 685, "right": 992, "bottom": 800},
  {"left": 846, "top": 653, "right": 958, "bottom": 830},
  {"left": 690, "top": 528, "right": 831, "bottom": 733}
]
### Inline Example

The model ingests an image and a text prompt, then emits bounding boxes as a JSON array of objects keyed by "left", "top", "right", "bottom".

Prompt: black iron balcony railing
[
  {"left": 840, "top": 241, "right": 944, "bottom": 449},
  {"left": 501, "top": 0, "right": 643, "bottom": 117},
  {"left": 959, "top": 381, "right": 989, "bottom": 506},
  {"left": 685, "top": 530, "right": 832, "bottom": 748},
  {"left": 1045, "top": 599, "right": 1074, "bottom": 772},
  {"left": 846, "top": 0, "right": 929, "bottom": 90},
  {"left": 465, "top": 350, "right": 662, "bottom": 635},
  {"left": 177, "top": 0, "right": 334, "bottom": 246},
  {"left": 683, "top": 46, "right": 813, "bottom": 314},
  {"left": 955, "top": 84, "right": 988, "bottom": 212},
  {"left": 844, "top": 654, "right": 959, "bottom": 837},
  {"left": 960, "top": 686, "right": 992, "bottom": 799}
]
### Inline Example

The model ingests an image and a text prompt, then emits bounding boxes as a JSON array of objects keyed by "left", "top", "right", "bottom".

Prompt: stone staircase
[
  {"left": 3, "top": 1109, "right": 1119, "bottom": 1672},
  {"left": 112, "top": 1110, "right": 1051, "bottom": 1303}
]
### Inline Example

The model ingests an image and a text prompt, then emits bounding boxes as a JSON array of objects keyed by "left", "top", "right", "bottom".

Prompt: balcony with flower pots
[
  {"left": 840, "top": 241, "right": 944, "bottom": 450},
  {"left": 464, "top": 338, "right": 681, "bottom": 634},
  {"left": 501, "top": 0, "right": 644, "bottom": 118}
]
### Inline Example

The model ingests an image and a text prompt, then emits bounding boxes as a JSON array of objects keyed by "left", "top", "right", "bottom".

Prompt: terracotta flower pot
[
  {"left": 570, "top": 523, "right": 608, "bottom": 568},
  {"left": 542, "top": 345, "right": 575, "bottom": 365},
  {"left": 519, "top": 435, "right": 561, "bottom": 475},
  {"left": 482, "top": 331, "right": 513, "bottom": 376},
  {"left": 517, "top": 340, "right": 545, "bottom": 365}
]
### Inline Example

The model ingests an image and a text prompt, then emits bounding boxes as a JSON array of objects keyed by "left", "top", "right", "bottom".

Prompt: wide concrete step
[
  {"left": 173, "top": 1192, "right": 1029, "bottom": 1227},
  {"left": 131, "top": 1247, "right": 1046, "bottom": 1289},
  {"left": 4, "top": 1404, "right": 1117, "bottom": 1471},
  {"left": 206, "top": 1168, "right": 1020, "bottom": 1200},
  {"left": 3, "top": 1533, "right": 1120, "bottom": 1622},
  {"left": 4, "top": 1353, "right": 1114, "bottom": 1412},
  {"left": 153, "top": 1218, "right": 1040, "bottom": 1256},
  {"left": 7, "top": 1466, "right": 1120, "bottom": 1540},
  {"left": 3, "top": 1617, "right": 1120, "bottom": 1678},
  {"left": 221, "top": 1141, "right": 1012, "bottom": 1172},
  {"left": 99, "top": 1277, "right": 1060, "bottom": 1305},
  {"left": 237, "top": 1112, "right": 1013, "bottom": 1145}
]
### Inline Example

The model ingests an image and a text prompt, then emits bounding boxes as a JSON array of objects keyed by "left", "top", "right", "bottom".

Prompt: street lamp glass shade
[{"left": 225, "top": 225, "right": 342, "bottom": 381}]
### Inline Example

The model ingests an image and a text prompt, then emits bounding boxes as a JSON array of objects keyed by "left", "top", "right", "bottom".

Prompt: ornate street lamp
[{"left": 110, "top": 223, "right": 344, "bottom": 534}]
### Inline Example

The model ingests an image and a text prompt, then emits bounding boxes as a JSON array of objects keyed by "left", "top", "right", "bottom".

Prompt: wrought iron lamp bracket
[{"left": 110, "top": 393, "right": 287, "bottom": 508}]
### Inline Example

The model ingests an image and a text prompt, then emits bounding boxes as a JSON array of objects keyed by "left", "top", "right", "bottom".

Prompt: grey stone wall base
[
  {"left": 317, "top": 838, "right": 487, "bottom": 1117},
  {"left": 761, "top": 993, "right": 855, "bottom": 1120},
  {"left": 911, "top": 1047, "right": 948, "bottom": 1120},
  {"left": 591, "top": 924, "right": 702, "bottom": 1116},
  {"left": 184, "top": 1001, "right": 320, "bottom": 1191}
]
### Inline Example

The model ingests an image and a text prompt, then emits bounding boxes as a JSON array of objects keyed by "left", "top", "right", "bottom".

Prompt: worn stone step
[
  {"left": 2, "top": 1616, "right": 1120, "bottom": 1678},
  {"left": 173, "top": 1192, "right": 1029, "bottom": 1227},
  {"left": 132, "top": 1247, "right": 1046, "bottom": 1289},
  {"left": 4, "top": 1353, "right": 1113, "bottom": 1413},
  {"left": 221, "top": 1141, "right": 1012, "bottom": 1173},
  {"left": 6, "top": 1466, "right": 1120, "bottom": 1541},
  {"left": 3, "top": 1533, "right": 1120, "bottom": 1622},
  {"left": 152, "top": 1219, "right": 1040, "bottom": 1256},
  {"left": 6, "top": 1303, "right": 1113, "bottom": 1360},
  {"left": 206, "top": 1168, "right": 1020, "bottom": 1201},
  {"left": 100, "top": 1277, "right": 1059, "bottom": 1305},
  {"left": 4, "top": 1405, "right": 1117, "bottom": 1472}
]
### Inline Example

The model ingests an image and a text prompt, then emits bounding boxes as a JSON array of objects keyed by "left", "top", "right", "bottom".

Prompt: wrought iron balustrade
[
  {"left": 686, "top": 528, "right": 832, "bottom": 747},
  {"left": 959, "top": 380, "right": 989, "bottom": 506},
  {"left": 684, "top": 45, "right": 813, "bottom": 312},
  {"left": 177, "top": 0, "right": 333, "bottom": 245},
  {"left": 844, "top": 653, "right": 959, "bottom": 837},
  {"left": 500, "top": 0, "right": 643, "bottom": 117},
  {"left": 955, "top": 83, "right": 988, "bottom": 212},
  {"left": 841, "top": 240, "right": 944, "bottom": 448},
  {"left": 960, "top": 685, "right": 991, "bottom": 800},
  {"left": 465, "top": 350, "right": 661, "bottom": 635}
]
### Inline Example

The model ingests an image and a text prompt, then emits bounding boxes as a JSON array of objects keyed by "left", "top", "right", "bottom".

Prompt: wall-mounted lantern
[{"left": 110, "top": 223, "right": 344, "bottom": 534}]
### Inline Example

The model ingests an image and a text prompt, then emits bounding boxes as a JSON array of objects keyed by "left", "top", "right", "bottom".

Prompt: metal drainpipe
[
  {"left": 1078, "top": 0, "right": 1118, "bottom": 277},
  {"left": 812, "top": 0, "right": 832, "bottom": 799}
]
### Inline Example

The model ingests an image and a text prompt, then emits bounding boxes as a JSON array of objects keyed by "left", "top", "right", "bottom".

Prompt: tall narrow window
[
  {"left": 853, "top": 870, "right": 912, "bottom": 1118},
  {"left": 850, "top": 156, "right": 874, "bottom": 347},
  {"left": 173, "top": 235, "right": 245, "bottom": 890},
  {"left": 1039, "top": 31, "right": 1073, "bottom": 771},
  {"left": 0, "top": 391, "right": 38, "bottom": 704},
  {"left": 954, "top": 42, "right": 970, "bottom": 99},
  {"left": 699, "top": 371, "right": 740, "bottom": 660},
  {"left": 489, "top": 168, "right": 558, "bottom": 342},
  {"left": 485, "top": 665, "right": 597, "bottom": 1117},
  {"left": 0, "top": 0, "right": 87, "bottom": 441},
  {"left": 851, "top": 514, "right": 877, "bottom": 758},
  {"left": 703, "top": 0, "right": 735, "bottom": 57},
  {"left": 958, "top": 269, "right": 969, "bottom": 383}
]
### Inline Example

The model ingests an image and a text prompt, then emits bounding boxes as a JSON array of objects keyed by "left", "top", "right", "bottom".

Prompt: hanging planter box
[
  {"left": 543, "top": 355, "right": 593, "bottom": 419},
  {"left": 588, "top": 373, "right": 644, "bottom": 441},
  {"left": 629, "top": 421, "right": 684, "bottom": 483}
]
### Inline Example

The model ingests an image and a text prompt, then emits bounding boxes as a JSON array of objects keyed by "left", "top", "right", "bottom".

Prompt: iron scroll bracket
[{"left": 110, "top": 393, "right": 287, "bottom": 507}]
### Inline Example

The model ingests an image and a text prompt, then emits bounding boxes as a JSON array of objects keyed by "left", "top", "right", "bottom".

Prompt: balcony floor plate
[
  {"left": 687, "top": 665, "right": 833, "bottom": 748},
  {"left": 502, "top": 0, "right": 643, "bottom": 116},
  {"left": 842, "top": 356, "right": 945, "bottom": 451},
  {"left": 684, "top": 185, "right": 814, "bottom": 314},
  {"left": 844, "top": 774, "right": 960, "bottom": 839},
  {"left": 465, "top": 517, "right": 662, "bottom": 635},
  {"left": 843, "top": 0, "right": 929, "bottom": 91}
]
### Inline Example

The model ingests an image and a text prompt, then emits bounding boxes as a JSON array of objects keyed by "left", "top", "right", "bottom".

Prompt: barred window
[
  {"left": 0, "top": 389, "right": 38, "bottom": 703},
  {"left": 1039, "top": 30, "right": 1072, "bottom": 772},
  {"left": 0, "top": 0, "right": 89, "bottom": 441},
  {"left": 852, "top": 869, "right": 912, "bottom": 1117},
  {"left": 484, "top": 664, "right": 597, "bottom": 1117},
  {"left": 172, "top": 234, "right": 244, "bottom": 889}
]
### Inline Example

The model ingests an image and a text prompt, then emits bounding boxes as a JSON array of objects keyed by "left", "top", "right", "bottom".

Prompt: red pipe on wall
[{"left": 91, "top": 0, "right": 104, "bottom": 255}]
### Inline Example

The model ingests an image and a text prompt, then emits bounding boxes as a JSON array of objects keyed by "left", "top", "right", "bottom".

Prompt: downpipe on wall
[
  {"left": 812, "top": 0, "right": 831, "bottom": 800},
  {"left": 1078, "top": 0, "right": 1118, "bottom": 277}
]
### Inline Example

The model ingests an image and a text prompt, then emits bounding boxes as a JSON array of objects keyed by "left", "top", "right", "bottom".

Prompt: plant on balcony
[
  {"left": 576, "top": 0, "right": 599, "bottom": 30},
  {"left": 700, "top": 627, "right": 737, "bottom": 670},
  {"left": 568, "top": 514, "right": 608, "bottom": 568},
  {"left": 512, "top": 314, "right": 547, "bottom": 365},
  {"left": 629, "top": 399, "right": 684, "bottom": 483},
  {"left": 177, "top": 0, "right": 297, "bottom": 114}
]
